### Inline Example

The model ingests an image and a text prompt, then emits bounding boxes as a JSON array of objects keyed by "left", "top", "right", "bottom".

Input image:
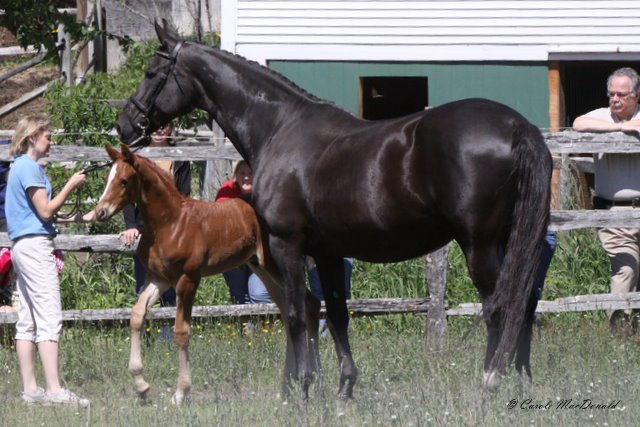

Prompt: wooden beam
[
  {"left": 0, "top": 51, "right": 49, "bottom": 84},
  {"left": 0, "top": 297, "right": 432, "bottom": 325},
  {"left": 548, "top": 61, "right": 565, "bottom": 132},
  {"left": 447, "top": 292, "right": 640, "bottom": 316},
  {"left": 0, "top": 83, "right": 50, "bottom": 119}
]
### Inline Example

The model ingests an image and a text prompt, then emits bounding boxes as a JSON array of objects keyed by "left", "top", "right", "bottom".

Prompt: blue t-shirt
[{"left": 4, "top": 154, "right": 56, "bottom": 241}]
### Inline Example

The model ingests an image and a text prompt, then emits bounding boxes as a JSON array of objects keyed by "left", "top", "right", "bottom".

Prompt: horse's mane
[{"left": 192, "top": 42, "right": 357, "bottom": 117}]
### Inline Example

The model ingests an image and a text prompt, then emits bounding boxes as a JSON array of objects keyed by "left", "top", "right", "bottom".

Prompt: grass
[
  {"left": 0, "top": 315, "right": 638, "bottom": 426},
  {"left": 0, "top": 224, "right": 623, "bottom": 425}
]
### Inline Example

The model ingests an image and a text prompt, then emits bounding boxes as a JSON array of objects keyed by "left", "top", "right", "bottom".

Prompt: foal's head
[{"left": 95, "top": 145, "right": 142, "bottom": 221}]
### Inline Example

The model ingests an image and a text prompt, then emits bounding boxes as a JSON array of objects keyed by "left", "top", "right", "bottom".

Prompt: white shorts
[{"left": 11, "top": 235, "right": 62, "bottom": 342}]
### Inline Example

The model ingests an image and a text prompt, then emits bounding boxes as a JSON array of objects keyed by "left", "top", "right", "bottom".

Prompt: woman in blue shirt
[{"left": 5, "top": 114, "right": 90, "bottom": 406}]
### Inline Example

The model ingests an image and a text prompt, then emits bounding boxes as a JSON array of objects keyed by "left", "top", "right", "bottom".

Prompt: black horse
[{"left": 118, "top": 21, "right": 552, "bottom": 399}]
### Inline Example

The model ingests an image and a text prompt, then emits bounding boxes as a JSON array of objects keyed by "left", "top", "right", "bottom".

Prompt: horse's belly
[{"left": 310, "top": 226, "right": 453, "bottom": 263}]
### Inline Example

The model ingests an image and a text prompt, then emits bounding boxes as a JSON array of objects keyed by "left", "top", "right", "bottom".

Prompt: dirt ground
[{"left": 0, "top": 27, "right": 58, "bottom": 130}]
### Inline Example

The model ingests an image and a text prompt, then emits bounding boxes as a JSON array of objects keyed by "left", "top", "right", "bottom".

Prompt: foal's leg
[
  {"left": 129, "top": 282, "right": 164, "bottom": 400},
  {"left": 172, "top": 274, "right": 198, "bottom": 405},
  {"left": 314, "top": 256, "right": 357, "bottom": 399}
]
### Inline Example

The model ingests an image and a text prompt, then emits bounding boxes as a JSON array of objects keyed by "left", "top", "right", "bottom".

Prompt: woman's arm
[{"left": 28, "top": 171, "right": 87, "bottom": 222}]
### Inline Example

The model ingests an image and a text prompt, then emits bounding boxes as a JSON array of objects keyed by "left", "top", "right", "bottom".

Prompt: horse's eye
[
  {"left": 145, "top": 70, "right": 156, "bottom": 79},
  {"left": 120, "top": 178, "right": 128, "bottom": 186}
]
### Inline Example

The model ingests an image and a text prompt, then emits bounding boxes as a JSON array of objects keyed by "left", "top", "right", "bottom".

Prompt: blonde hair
[{"left": 10, "top": 113, "right": 51, "bottom": 156}]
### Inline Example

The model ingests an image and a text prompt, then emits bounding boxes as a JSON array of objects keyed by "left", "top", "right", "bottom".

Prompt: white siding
[{"left": 221, "top": 0, "right": 640, "bottom": 63}]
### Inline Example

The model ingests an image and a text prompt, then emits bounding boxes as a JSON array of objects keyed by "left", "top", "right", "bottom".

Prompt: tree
[{"left": 0, "top": 0, "right": 88, "bottom": 57}]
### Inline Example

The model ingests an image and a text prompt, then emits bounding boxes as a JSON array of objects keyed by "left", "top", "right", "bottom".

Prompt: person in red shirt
[{"left": 215, "top": 160, "right": 271, "bottom": 304}]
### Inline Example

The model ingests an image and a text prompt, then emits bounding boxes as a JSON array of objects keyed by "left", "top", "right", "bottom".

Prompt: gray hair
[{"left": 607, "top": 67, "right": 640, "bottom": 92}]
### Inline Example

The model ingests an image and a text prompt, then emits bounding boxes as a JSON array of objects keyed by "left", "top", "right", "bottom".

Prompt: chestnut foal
[{"left": 95, "top": 145, "right": 320, "bottom": 404}]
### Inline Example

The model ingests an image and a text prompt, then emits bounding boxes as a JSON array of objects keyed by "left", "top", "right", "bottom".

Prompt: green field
[{"left": 0, "top": 314, "right": 637, "bottom": 426}]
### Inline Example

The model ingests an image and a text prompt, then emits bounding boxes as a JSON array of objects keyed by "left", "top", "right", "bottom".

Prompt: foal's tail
[{"left": 486, "top": 121, "right": 552, "bottom": 372}]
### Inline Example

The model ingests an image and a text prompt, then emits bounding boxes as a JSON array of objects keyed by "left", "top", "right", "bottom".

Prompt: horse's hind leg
[
  {"left": 129, "top": 282, "right": 163, "bottom": 400},
  {"left": 172, "top": 274, "right": 198, "bottom": 405},
  {"left": 460, "top": 242, "right": 503, "bottom": 390},
  {"left": 514, "top": 291, "right": 537, "bottom": 380},
  {"left": 315, "top": 256, "right": 357, "bottom": 399}
]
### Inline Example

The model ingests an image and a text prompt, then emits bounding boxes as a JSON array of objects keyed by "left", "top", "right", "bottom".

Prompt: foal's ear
[
  {"left": 105, "top": 144, "right": 122, "bottom": 161},
  {"left": 155, "top": 19, "right": 179, "bottom": 48},
  {"left": 120, "top": 144, "right": 137, "bottom": 166}
]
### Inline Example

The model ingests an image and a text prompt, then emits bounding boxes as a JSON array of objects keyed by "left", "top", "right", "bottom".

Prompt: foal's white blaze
[{"left": 96, "top": 163, "right": 119, "bottom": 214}]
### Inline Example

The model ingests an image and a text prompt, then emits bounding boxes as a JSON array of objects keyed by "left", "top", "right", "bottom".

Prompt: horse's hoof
[{"left": 482, "top": 371, "right": 501, "bottom": 392}]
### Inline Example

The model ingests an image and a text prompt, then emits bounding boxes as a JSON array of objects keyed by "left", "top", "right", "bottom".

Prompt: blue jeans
[
  {"left": 222, "top": 265, "right": 272, "bottom": 304},
  {"left": 248, "top": 273, "right": 272, "bottom": 304},
  {"left": 308, "top": 258, "right": 353, "bottom": 301},
  {"left": 535, "top": 231, "right": 557, "bottom": 301},
  {"left": 134, "top": 254, "right": 175, "bottom": 307},
  {"left": 222, "top": 265, "right": 251, "bottom": 304}
]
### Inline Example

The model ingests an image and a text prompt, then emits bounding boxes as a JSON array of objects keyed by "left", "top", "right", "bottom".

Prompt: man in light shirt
[{"left": 573, "top": 67, "right": 640, "bottom": 335}]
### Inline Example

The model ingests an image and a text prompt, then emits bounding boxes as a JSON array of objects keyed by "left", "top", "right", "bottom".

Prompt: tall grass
[{"left": 0, "top": 315, "right": 637, "bottom": 426}]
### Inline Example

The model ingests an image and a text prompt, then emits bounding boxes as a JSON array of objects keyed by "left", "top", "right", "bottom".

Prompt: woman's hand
[{"left": 119, "top": 228, "right": 140, "bottom": 246}]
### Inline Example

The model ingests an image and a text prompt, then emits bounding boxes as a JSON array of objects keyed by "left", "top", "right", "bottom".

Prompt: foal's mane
[{"left": 130, "top": 153, "right": 180, "bottom": 195}]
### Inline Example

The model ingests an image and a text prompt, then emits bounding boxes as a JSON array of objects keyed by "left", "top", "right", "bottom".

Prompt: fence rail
[
  {"left": 1, "top": 131, "right": 640, "bottom": 330},
  {"left": 3, "top": 293, "right": 639, "bottom": 325}
]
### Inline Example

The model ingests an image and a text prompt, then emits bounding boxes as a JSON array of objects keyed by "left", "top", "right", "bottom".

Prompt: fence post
[
  {"left": 57, "top": 24, "right": 73, "bottom": 87},
  {"left": 559, "top": 153, "right": 573, "bottom": 209},
  {"left": 200, "top": 122, "right": 230, "bottom": 200},
  {"left": 424, "top": 245, "right": 448, "bottom": 350}
]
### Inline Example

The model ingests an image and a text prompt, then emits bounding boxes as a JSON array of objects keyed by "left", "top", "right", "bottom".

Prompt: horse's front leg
[
  {"left": 171, "top": 274, "right": 198, "bottom": 405},
  {"left": 315, "top": 256, "right": 357, "bottom": 399},
  {"left": 269, "top": 236, "right": 311, "bottom": 397},
  {"left": 250, "top": 264, "right": 323, "bottom": 396},
  {"left": 129, "top": 283, "right": 163, "bottom": 400}
]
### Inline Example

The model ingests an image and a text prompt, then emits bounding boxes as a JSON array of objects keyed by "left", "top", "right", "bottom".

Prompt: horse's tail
[{"left": 486, "top": 120, "right": 552, "bottom": 372}]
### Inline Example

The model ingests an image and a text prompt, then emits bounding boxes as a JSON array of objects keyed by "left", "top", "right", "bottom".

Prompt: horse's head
[
  {"left": 95, "top": 145, "right": 140, "bottom": 221},
  {"left": 117, "top": 19, "right": 195, "bottom": 147}
]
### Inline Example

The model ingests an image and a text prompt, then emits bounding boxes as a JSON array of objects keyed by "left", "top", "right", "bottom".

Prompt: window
[{"left": 360, "top": 76, "right": 428, "bottom": 120}]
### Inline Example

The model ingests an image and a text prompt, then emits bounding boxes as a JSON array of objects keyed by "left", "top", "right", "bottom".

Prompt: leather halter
[{"left": 128, "top": 40, "right": 185, "bottom": 147}]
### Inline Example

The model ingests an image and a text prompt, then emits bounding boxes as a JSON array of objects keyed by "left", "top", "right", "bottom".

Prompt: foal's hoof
[
  {"left": 136, "top": 384, "right": 151, "bottom": 401},
  {"left": 171, "top": 392, "right": 186, "bottom": 405}
]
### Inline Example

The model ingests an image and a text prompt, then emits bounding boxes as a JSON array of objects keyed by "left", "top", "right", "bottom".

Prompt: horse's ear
[
  {"left": 155, "top": 19, "right": 179, "bottom": 47},
  {"left": 105, "top": 144, "right": 122, "bottom": 161},
  {"left": 120, "top": 144, "right": 137, "bottom": 166}
]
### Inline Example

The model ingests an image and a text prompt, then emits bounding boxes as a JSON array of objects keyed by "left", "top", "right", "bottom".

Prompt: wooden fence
[{"left": 3, "top": 131, "right": 640, "bottom": 333}]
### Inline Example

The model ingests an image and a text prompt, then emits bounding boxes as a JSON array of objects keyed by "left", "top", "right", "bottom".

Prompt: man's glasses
[{"left": 607, "top": 91, "right": 636, "bottom": 99}]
